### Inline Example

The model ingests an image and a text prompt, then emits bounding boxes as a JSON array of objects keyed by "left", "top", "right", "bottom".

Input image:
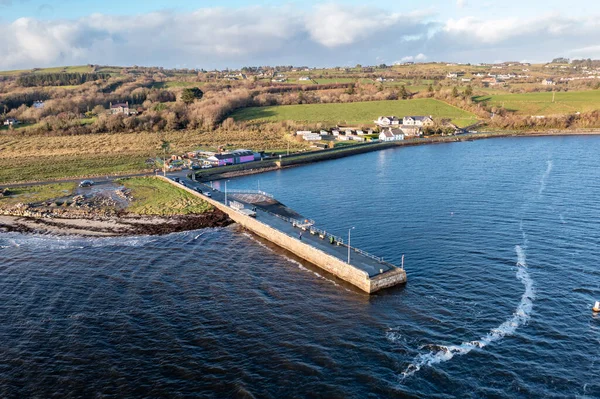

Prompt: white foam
[
  {"left": 539, "top": 160, "right": 553, "bottom": 195},
  {"left": 401, "top": 245, "right": 535, "bottom": 380}
]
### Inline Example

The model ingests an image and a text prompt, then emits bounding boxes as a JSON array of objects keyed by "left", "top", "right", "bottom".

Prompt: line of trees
[{"left": 17, "top": 73, "right": 111, "bottom": 87}]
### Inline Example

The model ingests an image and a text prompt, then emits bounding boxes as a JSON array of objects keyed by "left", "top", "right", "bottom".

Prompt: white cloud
[
  {"left": 395, "top": 54, "right": 428, "bottom": 64},
  {"left": 0, "top": 5, "right": 600, "bottom": 70},
  {"left": 457, "top": 0, "right": 467, "bottom": 8}
]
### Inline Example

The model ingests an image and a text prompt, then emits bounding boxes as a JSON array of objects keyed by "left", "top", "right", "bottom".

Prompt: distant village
[{"left": 294, "top": 114, "right": 457, "bottom": 146}]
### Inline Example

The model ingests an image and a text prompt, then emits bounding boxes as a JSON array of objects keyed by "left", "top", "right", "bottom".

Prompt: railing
[
  {"left": 263, "top": 208, "right": 393, "bottom": 266},
  {"left": 226, "top": 189, "right": 274, "bottom": 198}
]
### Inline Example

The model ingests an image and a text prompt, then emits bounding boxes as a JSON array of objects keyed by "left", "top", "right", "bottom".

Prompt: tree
[
  {"left": 464, "top": 85, "right": 473, "bottom": 97},
  {"left": 181, "top": 87, "right": 204, "bottom": 104},
  {"left": 399, "top": 85, "right": 409, "bottom": 99},
  {"left": 452, "top": 86, "right": 459, "bottom": 98}
]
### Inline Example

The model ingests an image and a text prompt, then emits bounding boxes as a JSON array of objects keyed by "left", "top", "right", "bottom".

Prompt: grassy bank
[
  {"left": 231, "top": 99, "right": 478, "bottom": 127},
  {"left": 0, "top": 182, "right": 77, "bottom": 206},
  {"left": 120, "top": 177, "right": 213, "bottom": 216}
]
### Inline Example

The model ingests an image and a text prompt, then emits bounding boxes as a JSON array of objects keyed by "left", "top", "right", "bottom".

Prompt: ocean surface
[{"left": 1, "top": 136, "right": 600, "bottom": 398}]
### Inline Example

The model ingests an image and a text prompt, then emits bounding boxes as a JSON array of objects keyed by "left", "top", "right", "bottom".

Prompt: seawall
[{"left": 159, "top": 176, "right": 406, "bottom": 294}]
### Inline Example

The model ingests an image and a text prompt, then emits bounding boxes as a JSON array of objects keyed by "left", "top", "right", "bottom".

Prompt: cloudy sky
[{"left": 1, "top": 0, "right": 599, "bottom": 70}]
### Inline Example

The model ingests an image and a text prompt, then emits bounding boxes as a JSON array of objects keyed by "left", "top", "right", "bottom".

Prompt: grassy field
[
  {"left": 120, "top": 177, "right": 212, "bottom": 216},
  {"left": 0, "top": 126, "right": 300, "bottom": 183},
  {"left": 231, "top": 99, "right": 478, "bottom": 127},
  {"left": 0, "top": 182, "right": 76, "bottom": 206},
  {"left": 474, "top": 90, "right": 600, "bottom": 115}
]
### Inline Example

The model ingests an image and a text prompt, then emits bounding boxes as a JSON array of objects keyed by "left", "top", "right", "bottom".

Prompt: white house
[
  {"left": 299, "top": 76, "right": 311, "bottom": 81},
  {"left": 320, "top": 130, "right": 329, "bottom": 135},
  {"left": 3, "top": 118, "right": 19, "bottom": 126},
  {"left": 332, "top": 130, "right": 340, "bottom": 136},
  {"left": 403, "top": 115, "right": 434, "bottom": 126},
  {"left": 379, "top": 128, "right": 404, "bottom": 141},
  {"left": 33, "top": 100, "right": 45, "bottom": 109},
  {"left": 337, "top": 135, "right": 350, "bottom": 141},
  {"left": 542, "top": 79, "right": 556, "bottom": 86},
  {"left": 349, "top": 135, "right": 365, "bottom": 142},
  {"left": 356, "top": 130, "right": 364, "bottom": 135},
  {"left": 374, "top": 116, "right": 401, "bottom": 126},
  {"left": 296, "top": 130, "right": 313, "bottom": 136}
]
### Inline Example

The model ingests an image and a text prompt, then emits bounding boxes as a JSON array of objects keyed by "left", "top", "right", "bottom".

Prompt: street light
[
  {"left": 347, "top": 226, "right": 355, "bottom": 264},
  {"left": 224, "top": 180, "right": 230, "bottom": 206}
]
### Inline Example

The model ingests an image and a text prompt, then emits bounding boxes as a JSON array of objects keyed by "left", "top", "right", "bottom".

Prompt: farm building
[
  {"left": 542, "top": 78, "right": 556, "bottom": 86},
  {"left": 110, "top": 102, "right": 130, "bottom": 116}
]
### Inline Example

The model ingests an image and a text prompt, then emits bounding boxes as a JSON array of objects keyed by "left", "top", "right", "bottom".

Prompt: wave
[
  {"left": 0, "top": 232, "right": 164, "bottom": 250},
  {"left": 401, "top": 245, "right": 535, "bottom": 380}
]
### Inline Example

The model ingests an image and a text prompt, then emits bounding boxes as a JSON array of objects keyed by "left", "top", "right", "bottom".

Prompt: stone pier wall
[{"left": 159, "top": 176, "right": 406, "bottom": 293}]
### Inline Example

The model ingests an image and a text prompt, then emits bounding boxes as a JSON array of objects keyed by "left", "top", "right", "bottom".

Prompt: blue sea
[{"left": 1, "top": 136, "right": 599, "bottom": 398}]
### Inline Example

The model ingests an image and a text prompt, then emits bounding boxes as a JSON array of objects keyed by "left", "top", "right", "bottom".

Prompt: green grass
[
  {"left": 0, "top": 154, "right": 150, "bottom": 184},
  {"left": 474, "top": 90, "right": 600, "bottom": 115},
  {"left": 0, "top": 182, "right": 77, "bottom": 206},
  {"left": 120, "top": 177, "right": 213, "bottom": 216},
  {"left": 231, "top": 99, "right": 478, "bottom": 127}
]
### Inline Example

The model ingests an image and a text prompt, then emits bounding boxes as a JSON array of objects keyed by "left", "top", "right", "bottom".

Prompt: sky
[{"left": 1, "top": 0, "right": 600, "bottom": 70}]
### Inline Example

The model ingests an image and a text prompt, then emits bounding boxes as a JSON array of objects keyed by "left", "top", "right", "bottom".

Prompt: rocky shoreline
[{"left": 0, "top": 210, "right": 232, "bottom": 237}]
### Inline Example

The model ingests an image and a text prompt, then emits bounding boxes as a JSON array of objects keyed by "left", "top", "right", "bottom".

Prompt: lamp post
[
  {"left": 224, "top": 180, "right": 230, "bottom": 206},
  {"left": 347, "top": 226, "right": 355, "bottom": 264}
]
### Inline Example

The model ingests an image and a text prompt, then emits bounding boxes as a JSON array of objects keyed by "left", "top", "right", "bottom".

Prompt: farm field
[
  {"left": 231, "top": 99, "right": 478, "bottom": 127},
  {"left": 474, "top": 90, "right": 600, "bottom": 115},
  {"left": 0, "top": 126, "right": 300, "bottom": 183}
]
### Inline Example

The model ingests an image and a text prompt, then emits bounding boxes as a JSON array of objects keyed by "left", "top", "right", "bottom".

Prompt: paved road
[{"left": 172, "top": 174, "right": 395, "bottom": 277}]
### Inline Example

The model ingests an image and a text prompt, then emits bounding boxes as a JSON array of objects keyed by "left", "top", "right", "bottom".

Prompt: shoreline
[
  {"left": 0, "top": 211, "right": 232, "bottom": 237},
  {"left": 196, "top": 129, "right": 600, "bottom": 182}
]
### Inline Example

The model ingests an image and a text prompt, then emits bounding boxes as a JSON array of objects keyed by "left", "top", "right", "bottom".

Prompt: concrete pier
[{"left": 160, "top": 176, "right": 406, "bottom": 294}]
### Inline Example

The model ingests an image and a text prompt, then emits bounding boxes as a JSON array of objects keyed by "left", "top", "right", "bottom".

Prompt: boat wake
[{"left": 401, "top": 244, "right": 535, "bottom": 380}]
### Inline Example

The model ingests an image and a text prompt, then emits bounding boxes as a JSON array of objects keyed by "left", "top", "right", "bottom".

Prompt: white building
[
  {"left": 302, "top": 133, "right": 322, "bottom": 141},
  {"left": 379, "top": 129, "right": 404, "bottom": 141},
  {"left": 374, "top": 116, "right": 401, "bottom": 126},
  {"left": 403, "top": 116, "right": 434, "bottom": 126}
]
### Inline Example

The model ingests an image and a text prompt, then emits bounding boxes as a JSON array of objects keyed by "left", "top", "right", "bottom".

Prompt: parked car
[
  {"left": 201, "top": 165, "right": 212, "bottom": 169},
  {"left": 79, "top": 180, "right": 94, "bottom": 187},
  {"left": 194, "top": 187, "right": 203, "bottom": 194},
  {"left": 172, "top": 177, "right": 181, "bottom": 183},
  {"left": 204, "top": 192, "right": 212, "bottom": 198}
]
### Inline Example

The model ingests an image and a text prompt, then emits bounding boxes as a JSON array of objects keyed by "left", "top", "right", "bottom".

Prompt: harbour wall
[{"left": 159, "top": 176, "right": 406, "bottom": 293}]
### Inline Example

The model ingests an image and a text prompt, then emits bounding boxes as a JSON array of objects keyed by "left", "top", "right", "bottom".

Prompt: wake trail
[
  {"left": 400, "top": 245, "right": 535, "bottom": 379},
  {"left": 399, "top": 159, "right": 552, "bottom": 380}
]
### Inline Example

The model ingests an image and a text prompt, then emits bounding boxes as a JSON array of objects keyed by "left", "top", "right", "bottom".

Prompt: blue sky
[
  {"left": 1, "top": 0, "right": 600, "bottom": 70},
  {"left": 2, "top": 0, "right": 598, "bottom": 20}
]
